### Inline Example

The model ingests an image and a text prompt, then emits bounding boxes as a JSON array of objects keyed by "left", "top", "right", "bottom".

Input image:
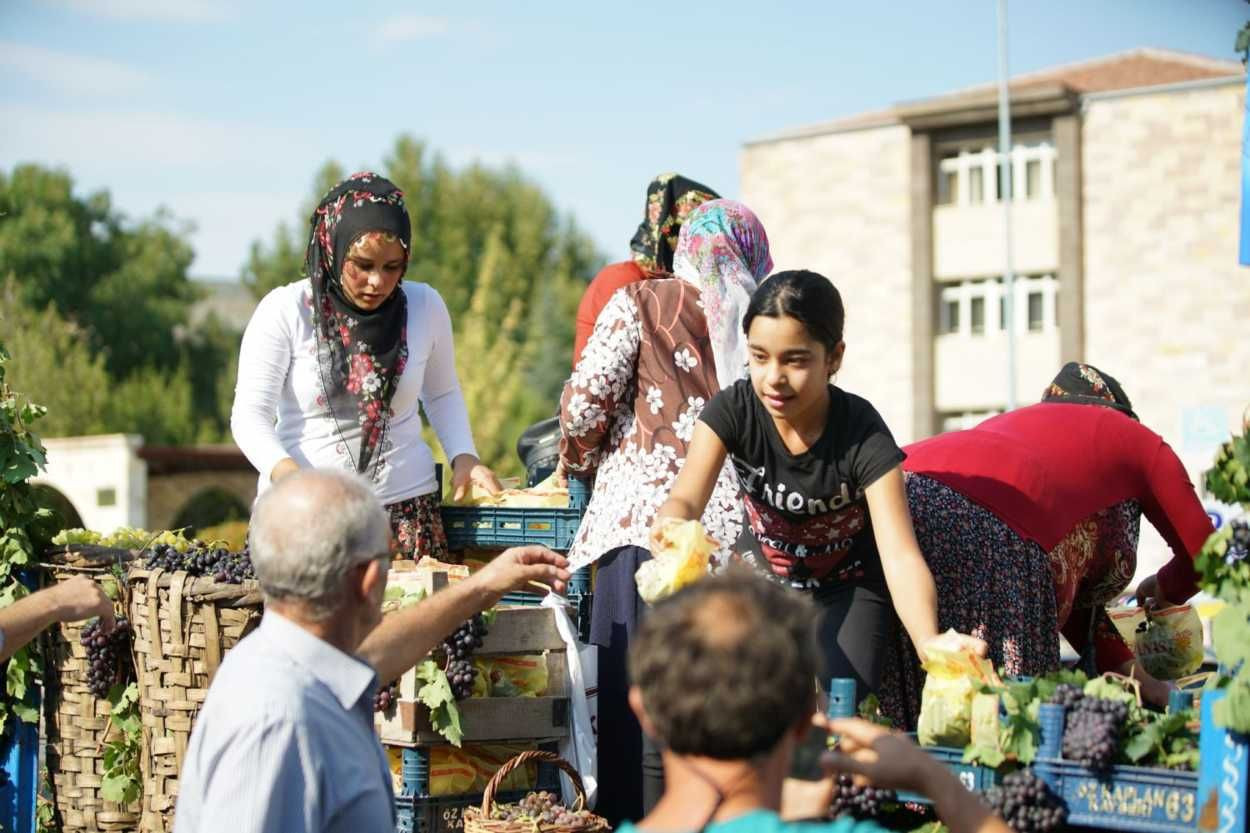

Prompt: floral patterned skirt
[
  {"left": 877, "top": 474, "right": 1060, "bottom": 729},
  {"left": 386, "top": 493, "right": 450, "bottom": 561}
]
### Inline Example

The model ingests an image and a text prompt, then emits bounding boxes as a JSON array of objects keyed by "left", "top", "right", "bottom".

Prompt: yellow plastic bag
[
  {"left": 916, "top": 630, "right": 1000, "bottom": 748},
  {"left": 465, "top": 744, "right": 538, "bottom": 793},
  {"left": 1108, "top": 606, "right": 1147, "bottom": 647},
  {"left": 475, "top": 654, "right": 550, "bottom": 698},
  {"left": 1135, "top": 605, "right": 1205, "bottom": 680},
  {"left": 446, "top": 474, "right": 570, "bottom": 508},
  {"left": 428, "top": 747, "right": 478, "bottom": 796},
  {"left": 970, "top": 691, "right": 1002, "bottom": 755},
  {"left": 635, "top": 520, "right": 717, "bottom": 604}
]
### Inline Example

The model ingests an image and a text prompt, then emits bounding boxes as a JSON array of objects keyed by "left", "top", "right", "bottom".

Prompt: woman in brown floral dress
[{"left": 558, "top": 199, "right": 772, "bottom": 823}]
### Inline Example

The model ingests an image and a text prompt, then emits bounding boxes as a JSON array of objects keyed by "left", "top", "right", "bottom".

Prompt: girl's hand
[
  {"left": 452, "top": 455, "right": 503, "bottom": 502},
  {"left": 918, "top": 631, "right": 988, "bottom": 663},
  {"left": 649, "top": 516, "right": 685, "bottom": 552}
]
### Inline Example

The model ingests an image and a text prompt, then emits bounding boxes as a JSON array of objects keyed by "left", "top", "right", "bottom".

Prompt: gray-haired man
[{"left": 173, "top": 469, "right": 570, "bottom": 833}]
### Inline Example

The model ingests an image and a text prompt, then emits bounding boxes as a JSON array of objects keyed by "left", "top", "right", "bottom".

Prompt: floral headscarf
[
  {"left": 671, "top": 199, "right": 773, "bottom": 391},
  {"left": 1042, "top": 362, "right": 1138, "bottom": 420},
  {"left": 305, "top": 171, "right": 412, "bottom": 478},
  {"left": 629, "top": 173, "right": 720, "bottom": 275}
]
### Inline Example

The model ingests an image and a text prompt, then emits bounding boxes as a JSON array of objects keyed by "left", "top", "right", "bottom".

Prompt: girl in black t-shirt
[{"left": 655, "top": 270, "right": 985, "bottom": 703}]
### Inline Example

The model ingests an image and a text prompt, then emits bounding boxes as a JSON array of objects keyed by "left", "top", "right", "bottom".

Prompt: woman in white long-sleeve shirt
[{"left": 231, "top": 171, "right": 501, "bottom": 560}]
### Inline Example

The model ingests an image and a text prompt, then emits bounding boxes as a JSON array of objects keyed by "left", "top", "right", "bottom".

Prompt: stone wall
[
  {"left": 740, "top": 123, "right": 917, "bottom": 443},
  {"left": 1081, "top": 79, "right": 1250, "bottom": 575},
  {"left": 146, "top": 471, "right": 257, "bottom": 532}
]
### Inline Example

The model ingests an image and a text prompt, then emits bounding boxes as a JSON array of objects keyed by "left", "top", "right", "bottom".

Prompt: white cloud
[
  {"left": 372, "top": 14, "right": 452, "bottom": 44},
  {"left": 0, "top": 41, "right": 152, "bottom": 96},
  {"left": 51, "top": 0, "right": 231, "bottom": 23}
]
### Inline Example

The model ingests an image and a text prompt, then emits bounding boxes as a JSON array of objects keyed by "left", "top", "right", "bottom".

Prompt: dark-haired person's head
[
  {"left": 742, "top": 269, "right": 846, "bottom": 421},
  {"left": 1041, "top": 362, "right": 1138, "bottom": 420},
  {"left": 627, "top": 569, "right": 820, "bottom": 760}
]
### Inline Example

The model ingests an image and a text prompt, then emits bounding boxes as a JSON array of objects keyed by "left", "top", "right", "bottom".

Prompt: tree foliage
[{"left": 0, "top": 165, "right": 234, "bottom": 444}]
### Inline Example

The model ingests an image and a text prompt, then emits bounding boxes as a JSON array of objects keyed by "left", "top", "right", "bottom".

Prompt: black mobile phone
[{"left": 789, "top": 723, "right": 831, "bottom": 781}]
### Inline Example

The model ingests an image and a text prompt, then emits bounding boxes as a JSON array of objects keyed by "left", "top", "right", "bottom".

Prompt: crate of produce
[
  {"left": 377, "top": 606, "right": 572, "bottom": 745},
  {"left": 1028, "top": 700, "right": 1201, "bottom": 832},
  {"left": 129, "top": 566, "right": 263, "bottom": 833},
  {"left": 40, "top": 546, "right": 143, "bottom": 833},
  {"left": 442, "top": 480, "right": 589, "bottom": 552}
]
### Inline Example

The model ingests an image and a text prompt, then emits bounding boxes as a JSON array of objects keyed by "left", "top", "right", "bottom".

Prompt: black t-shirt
[{"left": 699, "top": 380, "right": 906, "bottom": 592}]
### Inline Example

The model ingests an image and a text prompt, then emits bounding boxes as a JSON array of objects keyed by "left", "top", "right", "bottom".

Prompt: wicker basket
[
  {"left": 463, "top": 751, "right": 609, "bottom": 833},
  {"left": 41, "top": 546, "right": 142, "bottom": 833},
  {"left": 128, "top": 568, "right": 263, "bottom": 833}
]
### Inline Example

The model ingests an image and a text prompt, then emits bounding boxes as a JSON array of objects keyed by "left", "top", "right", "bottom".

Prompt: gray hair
[{"left": 248, "top": 469, "right": 391, "bottom": 619}]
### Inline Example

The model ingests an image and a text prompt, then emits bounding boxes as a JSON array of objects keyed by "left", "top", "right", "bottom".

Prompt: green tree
[
  {"left": 0, "top": 165, "right": 201, "bottom": 379},
  {"left": 242, "top": 136, "right": 602, "bottom": 475}
]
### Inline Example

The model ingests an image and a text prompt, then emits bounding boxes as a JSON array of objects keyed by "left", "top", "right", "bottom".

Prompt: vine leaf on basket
[
  {"left": 415, "top": 658, "right": 463, "bottom": 746},
  {"left": 99, "top": 682, "right": 142, "bottom": 804}
]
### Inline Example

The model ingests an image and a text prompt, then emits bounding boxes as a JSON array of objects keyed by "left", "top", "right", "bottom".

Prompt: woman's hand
[
  {"left": 452, "top": 455, "right": 503, "bottom": 502},
  {"left": 1135, "top": 574, "right": 1180, "bottom": 613},
  {"left": 1121, "top": 660, "right": 1174, "bottom": 709}
]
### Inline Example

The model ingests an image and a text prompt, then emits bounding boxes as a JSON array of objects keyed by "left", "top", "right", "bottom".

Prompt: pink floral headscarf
[{"left": 671, "top": 200, "right": 773, "bottom": 390}]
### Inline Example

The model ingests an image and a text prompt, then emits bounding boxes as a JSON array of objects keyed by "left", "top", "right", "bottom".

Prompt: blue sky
[{"left": 1, "top": 0, "right": 1245, "bottom": 278}]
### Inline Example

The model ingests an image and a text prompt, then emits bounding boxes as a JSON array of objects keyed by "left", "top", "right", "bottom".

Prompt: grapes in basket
[{"left": 489, "top": 790, "right": 598, "bottom": 828}]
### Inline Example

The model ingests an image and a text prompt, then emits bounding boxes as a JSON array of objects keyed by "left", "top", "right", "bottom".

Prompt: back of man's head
[
  {"left": 629, "top": 569, "right": 820, "bottom": 760},
  {"left": 248, "top": 469, "right": 390, "bottom": 619}
]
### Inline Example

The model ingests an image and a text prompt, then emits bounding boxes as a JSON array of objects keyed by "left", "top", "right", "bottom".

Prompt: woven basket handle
[{"left": 479, "top": 750, "right": 586, "bottom": 814}]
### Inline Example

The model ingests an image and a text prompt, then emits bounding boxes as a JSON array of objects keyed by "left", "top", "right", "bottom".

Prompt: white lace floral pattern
[{"left": 560, "top": 281, "right": 744, "bottom": 569}]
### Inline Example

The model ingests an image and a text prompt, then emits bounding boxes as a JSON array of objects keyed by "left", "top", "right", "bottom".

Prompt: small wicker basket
[
  {"left": 463, "top": 750, "right": 609, "bottom": 833},
  {"left": 41, "top": 545, "right": 143, "bottom": 833},
  {"left": 128, "top": 568, "right": 263, "bottom": 833}
]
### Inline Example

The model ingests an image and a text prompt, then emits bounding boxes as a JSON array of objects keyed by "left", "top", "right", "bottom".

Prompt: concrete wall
[
  {"left": 146, "top": 471, "right": 257, "bottom": 532},
  {"left": 935, "top": 330, "right": 1062, "bottom": 412},
  {"left": 37, "top": 435, "right": 147, "bottom": 530},
  {"left": 1081, "top": 79, "right": 1250, "bottom": 575},
  {"left": 741, "top": 124, "right": 918, "bottom": 443}
]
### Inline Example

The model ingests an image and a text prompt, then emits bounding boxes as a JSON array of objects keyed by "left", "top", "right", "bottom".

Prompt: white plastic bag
[{"left": 541, "top": 593, "right": 598, "bottom": 808}]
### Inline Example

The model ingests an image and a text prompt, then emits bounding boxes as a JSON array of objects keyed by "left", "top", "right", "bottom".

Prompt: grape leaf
[
  {"left": 100, "top": 771, "right": 139, "bottom": 804},
  {"left": 414, "top": 659, "right": 463, "bottom": 746},
  {"left": 1213, "top": 674, "right": 1250, "bottom": 734},
  {"left": 1213, "top": 606, "right": 1250, "bottom": 670}
]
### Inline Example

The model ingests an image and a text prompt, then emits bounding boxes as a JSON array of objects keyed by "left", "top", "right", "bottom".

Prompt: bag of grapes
[
  {"left": 40, "top": 548, "right": 142, "bottom": 833},
  {"left": 1134, "top": 604, "right": 1205, "bottom": 680},
  {"left": 463, "top": 751, "right": 609, "bottom": 833},
  {"left": 917, "top": 630, "right": 1000, "bottom": 748}
]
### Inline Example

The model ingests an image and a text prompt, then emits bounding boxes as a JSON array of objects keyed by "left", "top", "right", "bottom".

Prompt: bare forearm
[
  {"left": 881, "top": 552, "right": 940, "bottom": 652},
  {"left": 357, "top": 578, "right": 496, "bottom": 684},
  {"left": 0, "top": 592, "right": 60, "bottom": 663},
  {"left": 926, "top": 767, "right": 1010, "bottom": 833}
]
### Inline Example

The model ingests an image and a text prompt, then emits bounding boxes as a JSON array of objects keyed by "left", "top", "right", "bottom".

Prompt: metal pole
[{"left": 997, "top": 0, "right": 1017, "bottom": 411}]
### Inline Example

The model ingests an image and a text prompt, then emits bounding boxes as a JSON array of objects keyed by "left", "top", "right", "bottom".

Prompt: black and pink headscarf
[{"left": 305, "top": 172, "right": 411, "bottom": 477}]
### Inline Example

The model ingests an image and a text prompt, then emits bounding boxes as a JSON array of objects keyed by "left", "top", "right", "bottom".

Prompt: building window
[
  {"left": 970, "top": 296, "right": 985, "bottom": 334},
  {"left": 1027, "top": 290, "right": 1044, "bottom": 332},
  {"left": 940, "top": 296, "right": 960, "bottom": 334},
  {"left": 1026, "top": 159, "right": 1042, "bottom": 199},
  {"left": 968, "top": 166, "right": 984, "bottom": 204},
  {"left": 97, "top": 487, "right": 116, "bottom": 508},
  {"left": 934, "top": 140, "right": 1055, "bottom": 206}
]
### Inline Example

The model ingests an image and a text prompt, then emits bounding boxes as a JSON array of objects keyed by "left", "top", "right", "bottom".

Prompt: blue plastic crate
[
  {"left": 0, "top": 694, "right": 40, "bottom": 833},
  {"left": 442, "top": 480, "right": 589, "bottom": 552},
  {"left": 1033, "top": 759, "right": 1199, "bottom": 832},
  {"left": 896, "top": 744, "right": 1003, "bottom": 804}
]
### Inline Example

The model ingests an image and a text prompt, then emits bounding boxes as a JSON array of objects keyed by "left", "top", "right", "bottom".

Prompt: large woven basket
[
  {"left": 41, "top": 546, "right": 142, "bottom": 833},
  {"left": 128, "top": 568, "right": 263, "bottom": 833},
  {"left": 463, "top": 751, "right": 609, "bottom": 833}
]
